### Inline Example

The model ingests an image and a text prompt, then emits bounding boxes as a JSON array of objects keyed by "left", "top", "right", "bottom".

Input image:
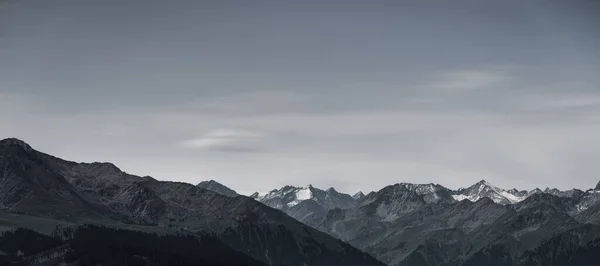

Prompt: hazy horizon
[{"left": 2, "top": 0, "right": 600, "bottom": 195}]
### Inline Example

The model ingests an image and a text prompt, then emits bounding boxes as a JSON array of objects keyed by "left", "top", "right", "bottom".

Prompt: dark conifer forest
[{"left": 0, "top": 226, "right": 268, "bottom": 266}]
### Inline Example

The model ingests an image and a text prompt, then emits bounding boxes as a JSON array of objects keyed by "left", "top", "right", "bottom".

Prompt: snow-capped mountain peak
[
  {"left": 452, "top": 180, "right": 528, "bottom": 205},
  {"left": 253, "top": 185, "right": 316, "bottom": 208},
  {"left": 252, "top": 184, "right": 357, "bottom": 214},
  {"left": 259, "top": 185, "right": 309, "bottom": 199},
  {"left": 288, "top": 186, "right": 313, "bottom": 207},
  {"left": 353, "top": 191, "right": 365, "bottom": 200}
]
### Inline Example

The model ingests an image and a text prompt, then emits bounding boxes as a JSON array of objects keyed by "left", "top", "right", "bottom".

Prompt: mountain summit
[
  {"left": 452, "top": 179, "right": 530, "bottom": 205},
  {"left": 0, "top": 138, "right": 33, "bottom": 152},
  {"left": 197, "top": 179, "right": 238, "bottom": 197},
  {"left": 352, "top": 191, "right": 365, "bottom": 200},
  {"left": 251, "top": 184, "right": 357, "bottom": 225}
]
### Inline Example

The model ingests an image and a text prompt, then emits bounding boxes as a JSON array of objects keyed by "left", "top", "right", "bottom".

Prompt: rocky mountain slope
[
  {"left": 451, "top": 180, "right": 538, "bottom": 205},
  {"left": 0, "top": 138, "right": 385, "bottom": 266},
  {"left": 0, "top": 226, "right": 269, "bottom": 266},
  {"left": 314, "top": 182, "right": 600, "bottom": 266},
  {"left": 5, "top": 137, "right": 600, "bottom": 266},
  {"left": 243, "top": 178, "right": 600, "bottom": 265},
  {"left": 249, "top": 180, "right": 545, "bottom": 226},
  {"left": 197, "top": 179, "right": 239, "bottom": 197},
  {"left": 250, "top": 184, "right": 358, "bottom": 225}
]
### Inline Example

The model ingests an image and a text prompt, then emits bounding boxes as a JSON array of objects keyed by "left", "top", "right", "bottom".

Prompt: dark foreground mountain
[
  {"left": 0, "top": 225, "right": 268, "bottom": 266},
  {"left": 0, "top": 138, "right": 384, "bottom": 266}
]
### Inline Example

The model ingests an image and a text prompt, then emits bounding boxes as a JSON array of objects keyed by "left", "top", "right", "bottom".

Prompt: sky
[{"left": 1, "top": 0, "right": 600, "bottom": 195}]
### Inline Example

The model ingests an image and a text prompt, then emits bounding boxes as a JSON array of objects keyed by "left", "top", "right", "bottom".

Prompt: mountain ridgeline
[
  {"left": 3, "top": 138, "right": 600, "bottom": 266},
  {"left": 241, "top": 180, "right": 600, "bottom": 266},
  {"left": 0, "top": 138, "right": 384, "bottom": 266}
]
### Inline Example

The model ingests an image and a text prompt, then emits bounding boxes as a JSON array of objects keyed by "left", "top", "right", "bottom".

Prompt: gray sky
[{"left": 1, "top": 0, "right": 600, "bottom": 195}]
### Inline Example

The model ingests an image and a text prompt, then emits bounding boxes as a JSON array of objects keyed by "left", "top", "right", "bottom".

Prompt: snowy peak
[
  {"left": 452, "top": 180, "right": 528, "bottom": 205},
  {"left": 353, "top": 191, "right": 365, "bottom": 200},
  {"left": 290, "top": 186, "right": 313, "bottom": 207},
  {"left": 254, "top": 185, "right": 314, "bottom": 209},
  {"left": 258, "top": 185, "right": 309, "bottom": 200},
  {"left": 197, "top": 180, "right": 239, "bottom": 197},
  {"left": 254, "top": 184, "right": 356, "bottom": 210},
  {"left": 448, "top": 181, "right": 597, "bottom": 206}
]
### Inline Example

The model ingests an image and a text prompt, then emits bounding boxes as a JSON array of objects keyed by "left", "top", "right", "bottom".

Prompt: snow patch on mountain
[
  {"left": 352, "top": 191, "right": 365, "bottom": 200},
  {"left": 499, "top": 190, "right": 528, "bottom": 204},
  {"left": 452, "top": 180, "right": 531, "bottom": 205},
  {"left": 254, "top": 185, "right": 357, "bottom": 209},
  {"left": 452, "top": 194, "right": 470, "bottom": 201},
  {"left": 287, "top": 187, "right": 313, "bottom": 207}
]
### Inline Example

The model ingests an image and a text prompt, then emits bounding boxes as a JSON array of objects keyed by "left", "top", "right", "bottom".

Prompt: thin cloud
[
  {"left": 179, "top": 129, "right": 267, "bottom": 152},
  {"left": 525, "top": 93, "right": 600, "bottom": 111},
  {"left": 430, "top": 69, "right": 508, "bottom": 91}
]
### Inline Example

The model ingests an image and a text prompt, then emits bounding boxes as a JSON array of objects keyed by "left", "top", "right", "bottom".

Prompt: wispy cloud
[
  {"left": 179, "top": 129, "right": 267, "bottom": 152},
  {"left": 525, "top": 93, "right": 600, "bottom": 111},
  {"left": 430, "top": 69, "right": 508, "bottom": 91}
]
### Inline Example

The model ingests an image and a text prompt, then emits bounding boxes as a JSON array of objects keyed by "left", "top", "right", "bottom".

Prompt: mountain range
[
  {"left": 212, "top": 174, "right": 600, "bottom": 266},
  {"left": 2, "top": 137, "right": 600, "bottom": 266},
  {"left": 0, "top": 138, "right": 384, "bottom": 266},
  {"left": 244, "top": 180, "right": 593, "bottom": 225}
]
